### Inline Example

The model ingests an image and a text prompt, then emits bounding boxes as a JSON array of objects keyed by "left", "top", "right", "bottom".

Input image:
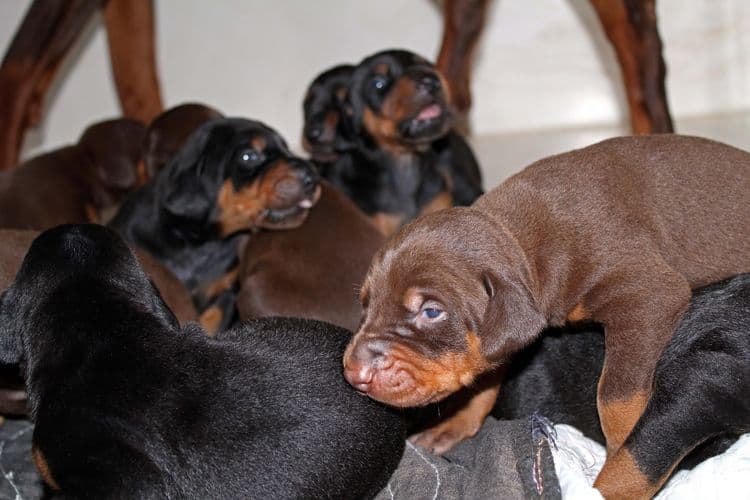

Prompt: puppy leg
[
  {"left": 595, "top": 339, "right": 750, "bottom": 498},
  {"left": 410, "top": 370, "right": 502, "bottom": 454},
  {"left": 593, "top": 268, "right": 691, "bottom": 454}
]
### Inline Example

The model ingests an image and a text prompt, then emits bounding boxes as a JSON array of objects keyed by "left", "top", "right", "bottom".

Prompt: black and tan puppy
[
  {"left": 0, "top": 118, "right": 146, "bottom": 229},
  {"left": 302, "top": 65, "right": 356, "bottom": 163},
  {"left": 237, "top": 181, "right": 384, "bottom": 332},
  {"left": 110, "top": 118, "right": 321, "bottom": 333},
  {"left": 342, "top": 135, "right": 750, "bottom": 498},
  {"left": 320, "top": 49, "right": 483, "bottom": 236},
  {"left": 495, "top": 274, "right": 749, "bottom": 496},
  {"left": 0, "top": 224, "right": 404, "bottom": 498}
]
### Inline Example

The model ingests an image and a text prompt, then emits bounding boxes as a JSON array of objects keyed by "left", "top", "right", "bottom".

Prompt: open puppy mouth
[
  {"left": 262, "top": 184, "right": 322, "bottom": 227},
  {"left": 401, "top": 101, "right": 451, "bottom": 140}
]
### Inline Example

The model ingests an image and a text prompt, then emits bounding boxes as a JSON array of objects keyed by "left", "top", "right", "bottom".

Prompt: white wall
[{"left": 2, "top": 0, "right": 750, "bottom": 159}]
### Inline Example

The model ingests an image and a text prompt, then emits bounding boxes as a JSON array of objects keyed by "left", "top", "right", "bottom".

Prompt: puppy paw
[{"left": 409, "top": 412, "right": 483, "bottom": 455}]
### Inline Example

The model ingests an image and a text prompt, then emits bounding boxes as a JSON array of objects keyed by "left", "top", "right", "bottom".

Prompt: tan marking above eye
[
  {"left": 374, "top": 63, "right": 390, "bottom": 75},
  {"left": 402, "top": 287, "right": 424, "bottom": 314},
  {"left": 250, "top": 136, "right": 267, "bottom": 151}
]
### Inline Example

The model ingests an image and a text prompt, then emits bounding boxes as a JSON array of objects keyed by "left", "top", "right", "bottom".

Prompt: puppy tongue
[{"left": 416, "top": 104, "right": 441, "bottom": 121}]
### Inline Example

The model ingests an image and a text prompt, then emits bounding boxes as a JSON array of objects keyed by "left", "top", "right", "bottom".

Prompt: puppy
[
  {"left": 0, "top": 118, "right": 146, "bottom": 229},
  {"left": 237, "top": 181, "right": 384, "bottom": 332},
  {"left": 302, "top": 65, "right": 356, "bottom": 163},
  {"left": 0, "top": 227, "right": 196, "bottom": 417},
  {"left": 140, "top": 102, "right": 224, "bottom": 180},
  {"left": 110, "top": 118, "right": 321, "bottom": 333},
  {"left": 495, "top": 275, "right": 749, "bottom": 492},
  {"left": 321, "top": 49, "right": 483, "bottom": 236},
  {"left": 0, "top": 224, "right": 404, "bottom": 498},
  {"left": 342, "top": 135, "right": 750, "bottom": 497}
]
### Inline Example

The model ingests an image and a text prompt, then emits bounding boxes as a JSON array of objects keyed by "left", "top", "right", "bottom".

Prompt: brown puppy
[
  {"left": 0, "top": 118, "right": 146, "bottom": 229},
  {"left": 343, "top": 135, "right": 750, "bottom": 497},
  {"left": 237, "top": 182, "right": 384, "bottom": 332},
  {"left": 140, "top": 103, "right": 224, "bottom": 181}
]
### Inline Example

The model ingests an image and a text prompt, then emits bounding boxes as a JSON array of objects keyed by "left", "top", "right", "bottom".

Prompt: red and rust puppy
[
  {"left": 237, "top": 181, "right": 384, "bottom": 332},
  {"left": 0, "top": 118, "right": 146, "bottom": 229},
  {"left": 302, "top": 65, "right": 356, "bottom": 164},
  {"left": 321, "top": 49, "right": 483, "bottom": 236},
  {"left": 141, "top": 102, "right": 224, "bottom": 181},
  {"left": 343, "top": 135, "right": 750, "bottom": 497},
  {"left": 110, "top": 118, "right": 321, "bottom": 334}
]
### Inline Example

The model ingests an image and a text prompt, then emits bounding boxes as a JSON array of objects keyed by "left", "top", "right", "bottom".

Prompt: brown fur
[
  {"left": 141, "top": 103, "right": 223, "bottom": 179},
  {"left": 0, "top": 119, "right": 146, "bottom": 230},
  {"left": 237, "top": 182, "right": 384, "bottom": 332},
  {"left": 594, "top": 447, "right": 655, "bottom": 500},
  {"left": 344, "top": 135, "right": 750, "bottom": 490},
  {"left": 32, "top": 446, "right": 60, "bottom": 491}
]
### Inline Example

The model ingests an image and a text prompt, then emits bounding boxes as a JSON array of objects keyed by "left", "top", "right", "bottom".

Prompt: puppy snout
[{"left": 343, "top": 340, "right": 388, "bottom": 393}]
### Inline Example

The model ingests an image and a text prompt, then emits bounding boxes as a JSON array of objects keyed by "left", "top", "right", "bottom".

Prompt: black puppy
[
  {"left": 0, "top": 224, "right": 404, "bottom": 498},
  {"left": 493, "top": 274, "right": 750, "bottom": 497},
  {"left": 319, "top": 49, "right": 483, "bottom": 236},
  {"left": 110, "top": 118, "right": 321, "bottom": 333},
  {"left": 302, "top": 64, "right": 356, "bottom": 163}
]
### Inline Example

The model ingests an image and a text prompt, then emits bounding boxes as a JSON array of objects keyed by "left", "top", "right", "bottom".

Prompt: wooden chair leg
[
  {"left": 102, "top": 0, "right": 163, "bottom": 124},
  {"left": 436, "top": 0, "right": 492, "bottom": 132},
  {"left": 589, "top": 0, "right": 674, "bottom": 134},
  {"left": 0, "top": 0, "right": 102, "bottom": 171}
]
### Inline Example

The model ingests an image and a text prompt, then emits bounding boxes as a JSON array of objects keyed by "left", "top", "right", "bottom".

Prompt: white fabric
[{"left": 550, "top": 424, "right": 750, "bottom": 499}]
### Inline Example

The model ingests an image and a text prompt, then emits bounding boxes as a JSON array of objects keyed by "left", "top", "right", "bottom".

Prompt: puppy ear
[
  {"left": 0, "top": 290, "right": 24, "bottom": 364},
  {"left": 158, "top": 123, "right": 217, "bottom": 221},
  {"left": 81, "top": 119, "right": 147, "bottom": 191},
  {"left": 479, "top": 270, "right": 546, "bottom": 363},
  {"left": 146, "top": 279, "right": 180, "bottom": 331}
]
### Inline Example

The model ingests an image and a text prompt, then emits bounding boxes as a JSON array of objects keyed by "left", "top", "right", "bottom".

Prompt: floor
[{"left": 470, "top": 111, "right": 750, "bottom": 189}]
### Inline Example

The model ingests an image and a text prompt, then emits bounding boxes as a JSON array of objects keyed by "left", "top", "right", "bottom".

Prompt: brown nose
[{"left": 343, "top": 339, "right": 387, "bottom": 393}]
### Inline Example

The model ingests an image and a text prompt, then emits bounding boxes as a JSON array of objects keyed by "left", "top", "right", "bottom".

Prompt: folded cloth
[
  {"left": 377, "top": 416, "right": 561, "bottom": 500},
  {"left": 550, "top": 424, "right": 750, "bottom": 499}
]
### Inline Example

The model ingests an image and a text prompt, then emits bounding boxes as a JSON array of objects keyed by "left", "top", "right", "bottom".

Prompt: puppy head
[
  {"left": 158, "top": 118, "right": 321, "bottom": 237},
  {"left": 0, "top": 225, "right": 178, "bottom": 365},
  {"left": 142, "top": 103, "right": 224, "bottom": 181},
  {"left": 342, "top": 208, "right": 545, "bottom": 407},
  {"left": 78, "top": 118, "right": 148, "bottom": 196},
  {"left": 349, "top": 49, "right": 452, "bottom": 151},
  {"left": 302, "top": 64, "right": 356, "bottom": 162}
]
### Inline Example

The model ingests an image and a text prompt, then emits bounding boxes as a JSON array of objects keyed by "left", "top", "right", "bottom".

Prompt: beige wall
[{"left": 2, "top": 0, "right": 750, "bottom": 159}]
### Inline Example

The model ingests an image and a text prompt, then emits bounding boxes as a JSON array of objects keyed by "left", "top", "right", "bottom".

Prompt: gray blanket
[{"left": 377, "top": 416, "right": 561, "bottom": 500}]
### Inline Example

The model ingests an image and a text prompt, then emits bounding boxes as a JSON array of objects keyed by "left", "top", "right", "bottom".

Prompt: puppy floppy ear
[
  {"left": 478, "top": 270, "right": 546, "bottom": 363},
  {"left": 0, "top": 289, "right": 24, "bottom": 364},
  {"left": 158, "top": 122, "right": 219, "bottom": 221},
  {"left": 80, "top": 119, "right": 148, "bottom": 192}
]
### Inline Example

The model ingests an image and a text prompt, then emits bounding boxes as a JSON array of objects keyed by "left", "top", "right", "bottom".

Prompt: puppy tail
[{"left": 0, "top": 290, "right": 23, "bottom": 364}]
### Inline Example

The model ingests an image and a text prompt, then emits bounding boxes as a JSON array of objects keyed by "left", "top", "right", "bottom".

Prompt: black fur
[
  {"left": 493, "top": 274, "right": 750, "bottom": 478},
  {"left": 0, "top": 224, "right": 405, "bottom": 498},
  {"left": 317, "top": 49, "right": 483, "bottom": 225},
  {"left": 109, "top": 118, "right": 320, "bottom": 332}
]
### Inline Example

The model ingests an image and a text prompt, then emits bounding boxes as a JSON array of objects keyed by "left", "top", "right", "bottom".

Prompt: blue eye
[{"left": 421, "top": 307, "right": 443, "bottom": 320}]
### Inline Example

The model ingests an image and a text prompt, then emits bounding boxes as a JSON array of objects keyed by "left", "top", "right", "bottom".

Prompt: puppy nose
[
  {"left": 417, "top": 74, "right": 441, "bottom": 94},
  {"left": 343, "top": 340, "right": 387, "bottom": 392},
  {"left": 305, "top": 124, "right": 323, "bottom": 143}
]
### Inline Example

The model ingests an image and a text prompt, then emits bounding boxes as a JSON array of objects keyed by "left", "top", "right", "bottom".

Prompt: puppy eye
[
  {"left": 370, "top": 75, "right": 389, "bottom": 92},
  {"left": 420, "top": 306, "right": 445, "bottom": 321},
  {"left": 238, "top": 148, "right": 264, "bottom": 166}
]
